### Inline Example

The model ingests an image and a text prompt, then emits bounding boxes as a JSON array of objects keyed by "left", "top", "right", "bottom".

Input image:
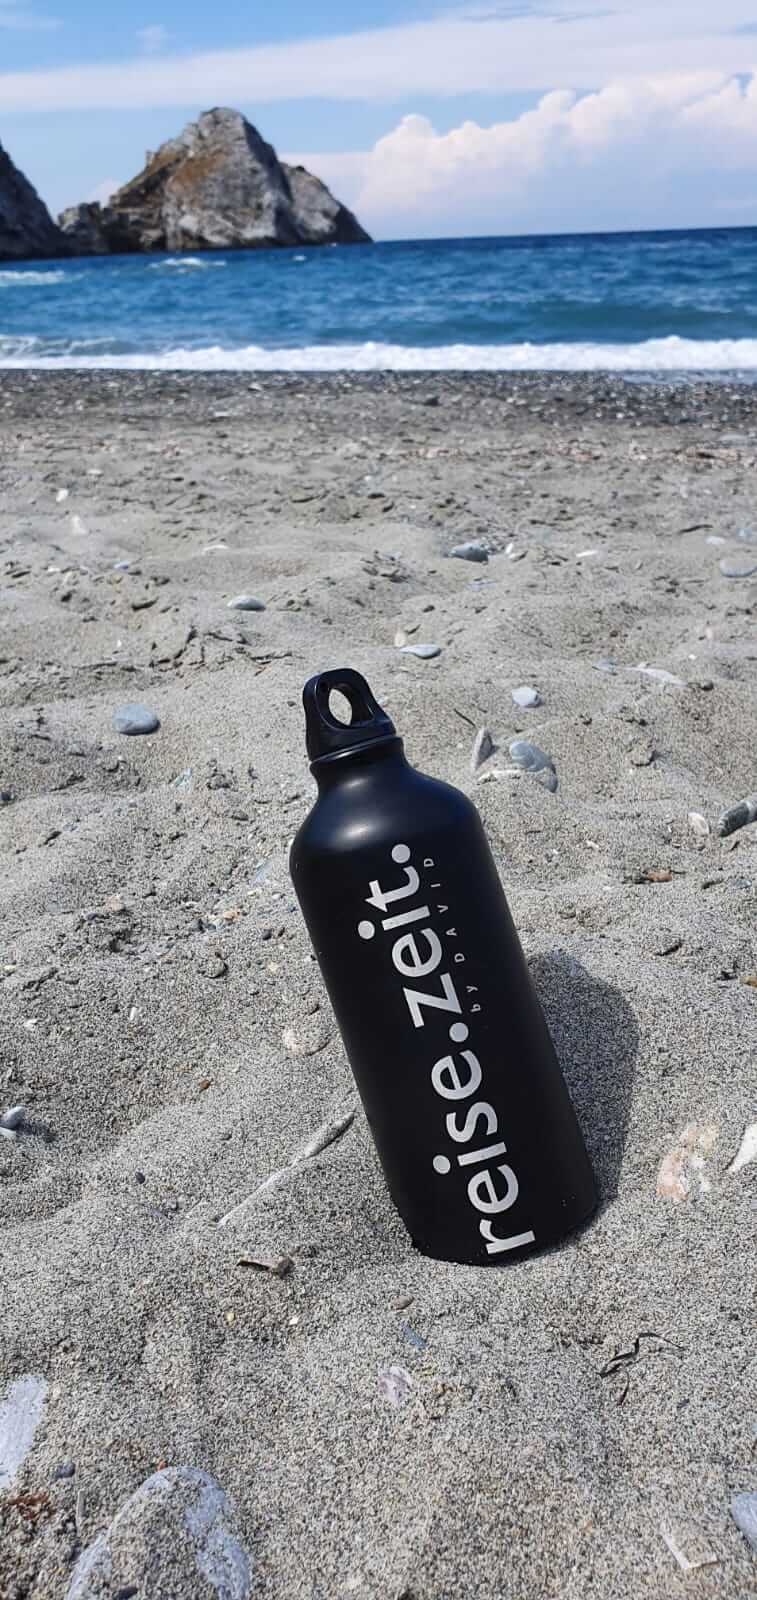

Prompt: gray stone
[
  {"left": 0, "top": 790, "right": 13, "bottom": 804},
  {"left": 718, "top": 794, "right": 757, "bottom": 838},
  {"left": 731, "top": 1491, "right": 757, "bottom": 1554},
  {"left": 470, "top": 727, "right": 495, "bottom": 773},
  {"left": 719, "top": 557, "right": 757, "bottom": 578},
  {"left": 511, "top": 685, "right": 541, "bottom": 708},
  {"left": 52, "top": 1461, "right": 76, "bottom": 1480},
  {"left": 0, "top": 1105, "right": 25, "bottom": 1130},
  {"left": 67, "top": 1466, "right": 251, "bottom": 1599},
  {"left": 449, "top": 542, "right": 488, "bottom": 563},
  {"left": 509, "top": 739, "right": 558, "bottom": 793},
  {"left": 400, "top": 643, "right": 441, "bottom": 660},
  {"left": 112, "top": 704, "right": 160, "bottom": 736},
  {"left": 0, "top": 138, "right": 67, "bottom": 261},
  {"left": 60, "top": 108, "right": 370, "bottom": 256},
  {"left": 0, "top": 1375, "right": 47, "bottom": 1491},
  {"left": 227, "top": 594, "right": 266, "bottom": 611},
  {"left": 593, "top": 658, "right": 617, "bottom": 674}
]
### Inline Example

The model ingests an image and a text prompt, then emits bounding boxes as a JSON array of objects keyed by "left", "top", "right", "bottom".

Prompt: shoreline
[
  {"left": 1, "top": 372, "right": 755, "bottom": 1598},
  {"left": 3, "top": 365, "right": 757, "bottom": 413}
]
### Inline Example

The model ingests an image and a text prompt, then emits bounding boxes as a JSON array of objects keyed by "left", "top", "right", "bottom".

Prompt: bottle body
[{"left": 290, "top": 729, "right": 597, "bottom": 1267}]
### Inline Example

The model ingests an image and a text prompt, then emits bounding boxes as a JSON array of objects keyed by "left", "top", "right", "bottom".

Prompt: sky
[{"left": 0, "top": 1, "right": 756, "bottom": 237}]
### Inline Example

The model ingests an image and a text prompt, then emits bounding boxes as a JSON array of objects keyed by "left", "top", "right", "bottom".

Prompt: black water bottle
[{"left": 289, "top": 668, "right": 597, "bottom": 1267}]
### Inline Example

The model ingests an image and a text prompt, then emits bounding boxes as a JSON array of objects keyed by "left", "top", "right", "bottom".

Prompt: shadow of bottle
[{"left": 528, "top": 949, "right": 639, "bottom": 1203}]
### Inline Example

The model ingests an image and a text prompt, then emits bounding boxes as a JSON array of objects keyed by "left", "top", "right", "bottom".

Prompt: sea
[{"left": 1, "top": 226, "right": 757, "bottom": 372}]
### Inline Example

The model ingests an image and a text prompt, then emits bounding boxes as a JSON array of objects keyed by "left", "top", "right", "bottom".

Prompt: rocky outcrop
[
  {"left": 57, "top": 203, "right": 112, "bottom": 256},
  {"left": 0, "top": 139, "right": 67, "bottom": 261},
  {"left": 59, "top": 108, "right": 370, "bottom": 256}
]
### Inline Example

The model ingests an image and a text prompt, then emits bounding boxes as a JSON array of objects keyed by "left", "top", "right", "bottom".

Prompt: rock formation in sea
[
  {"left": 58, "top": 108, "right": 371, "bottom": 255},
  {"left": 0, "top": 138, "right": 67, "bottom": 261}
]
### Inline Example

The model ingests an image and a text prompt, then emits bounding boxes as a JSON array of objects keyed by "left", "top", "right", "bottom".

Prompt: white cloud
[
  {"left": 287, "top": 71, "right": 757, "bottom": 234},
  {"left": 136, "top": 23, "right": 169, "bottom": 54},
  {"left": 0, "top": 3, "right": 755, "bottom": 111}
]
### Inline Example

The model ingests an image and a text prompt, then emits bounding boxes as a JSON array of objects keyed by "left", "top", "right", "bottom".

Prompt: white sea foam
[
  {"left": 148, "top": 257, "right": 227, "bottom": 271},
  {"left": 0, "top": 269, "right": 68, "bottom": 288},
  {"left": 2, "top": 336, "right": 757, "bottom": 371}
]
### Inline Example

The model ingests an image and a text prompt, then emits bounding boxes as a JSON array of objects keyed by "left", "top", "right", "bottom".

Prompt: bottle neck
[{"left": 311, "top": 735, "right": 407, "bottom": 790}]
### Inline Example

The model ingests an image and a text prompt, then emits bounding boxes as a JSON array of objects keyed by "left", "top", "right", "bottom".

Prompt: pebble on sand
[
  {"left": 509, "top": 739, "right": 558, "bottom": 793},
  {"left": 112, "top": 704, "right": 160, "bottom": 736},
  {"left": 688, "top": 812, "right": 710, "bottom": 838},
  {"left": 512, "top": 686, "right": 541, "bottom": 708},
  {"left": 718, "top": 794, "right": 757, "bottom": 838},
  {"left": 0, "top": 1375, "right": 48, "bottom": 1492},
  {"left": 730, "top": 1492, "right": 757, "bottom": 1554},
  {"left": 471, "top": 727, "right": 495, "bottom": 773},
  {"left": 727, "top": 1122, "right": 757, "bottom": 1176},
  {"left": 719, "top": 558, "right": 757, "bottom": 579},
  {"left": 656, "top": 1123, "right": 718, "bottom": 1202},
  {"left": 400, "top": 643, "right": 442, "bottom": 660},
  {"left": 66, "top": 1467, "right": 251, "bottom": 1600},
  {"left": 377, "top": 1366, "right": 413, "bottom": 1408},
  {"left": 0, "top": 1105, "right": 25, "bottom": 1131},
  {"left": 449, "top": 542, "right": 489, "bottom": 563},
  {"left": 227, "top": 595, "right": 266, "bottom": 611}
]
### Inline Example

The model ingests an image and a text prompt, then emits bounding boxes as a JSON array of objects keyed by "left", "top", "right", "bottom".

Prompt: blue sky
[{"left": 1, "top": 2, "right": 756, "bottom": 236}]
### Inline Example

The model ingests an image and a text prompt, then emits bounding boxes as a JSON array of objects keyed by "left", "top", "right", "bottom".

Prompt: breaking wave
[
  {"left": 147, "top": 257, "right": 228, "bottom": 271},
  {"left": 0, "top": 269, "right": 68, "bottom": 288},
  {"left": 2, "top": 335, "right": 757, "bottom": 371}
]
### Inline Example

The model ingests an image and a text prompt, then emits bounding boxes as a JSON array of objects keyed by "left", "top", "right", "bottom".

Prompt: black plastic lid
[{"left": 303, "top": 668, "right": 398, "bottom": 765}]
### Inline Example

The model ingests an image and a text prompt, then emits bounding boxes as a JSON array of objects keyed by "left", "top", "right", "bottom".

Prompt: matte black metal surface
[{"left": 290, "top": 670, "right": 597, "bottom": 1266}]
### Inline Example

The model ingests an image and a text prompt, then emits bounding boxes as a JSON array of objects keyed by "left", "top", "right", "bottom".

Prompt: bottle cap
[{"left": 303, "top": 668, "right": 398, "bottom": 765}]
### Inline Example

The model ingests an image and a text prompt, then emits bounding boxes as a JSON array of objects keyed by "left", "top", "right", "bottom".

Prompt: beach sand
[{"left": 0, "top": 372, "right": 755, "bottom": 1598}]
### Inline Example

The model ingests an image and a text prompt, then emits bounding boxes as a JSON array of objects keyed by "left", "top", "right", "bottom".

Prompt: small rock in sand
[
  {"left": 512, "top": 685, "right": 541, "bottom": 708},
  {"left": 0, "top": 1375, "right": 48, "bottom": 1491},
  {"left": 227, "top": 595, "right": 266, "bottom": 611},
  {"left": 727, "top": 1122, "right": 757, "bottom": 1176},
  {"left": 0, "top": 791, "right": 13, "bottom": 804},
  {"left": 400, "top": 643, "right": 441, "bottom": 660},
  {"left": 449, "top": 541, "right": 488, "bottom": 563},
  {"left": 112, "top": 704, "right": 160, "bottom": 736},
  {"left": 719, "top": 558, "right": 757, "bottom": 579},
  {"left": 630, "top": 739, "right": 656, "bottom": 767},
  {"left": 0, "top": 1105, "right": 25, "bottom": 1131},
  {"left": 656, "top": 1122, "right": 718, "bottom": 1202},
  {"left": 688, "top": 812, "right": 710, "bottom": 838},
  {"left": 718, "top": 794, "right": 757, "bottom": 838},
  {"left": 731, "top": 1492, "right": 757, "bottom": 1554},
  {"left": 67, "top": 1467, "right": 251, "bottom": 1600},
  {"left": 470, "top": 727, "right": 495, "bottom": 772},
  {"left": 509, "top": 739, "right": 558, "bottom": 793},
  {"left": 593, "top": 658, "right": 617, "bottom": 674},
  {"left": 202, "top": 953, "right": 228, "bottom": 980},
  {"left": 377, "top": 1365, "right": 413, "bottom": 1408}
]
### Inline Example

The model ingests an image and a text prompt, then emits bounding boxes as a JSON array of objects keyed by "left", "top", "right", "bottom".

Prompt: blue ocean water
[{"left": 2, "top": 227, "right": 757, "bottom": 371}]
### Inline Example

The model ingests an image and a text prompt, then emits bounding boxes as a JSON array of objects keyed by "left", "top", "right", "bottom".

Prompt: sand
[{"left": 0, "top": 371, "right": 755, "bottom": 1599}]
